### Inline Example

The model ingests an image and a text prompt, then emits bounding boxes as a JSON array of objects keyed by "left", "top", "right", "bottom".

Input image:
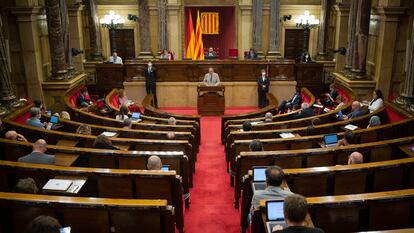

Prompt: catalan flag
[
  {"left": 193, "top": 11, "right": 204, "bottom": 60},
  {"left": 201, "top": 12, "right": 219, "bottom": 35},
  {"left": 185, "top": 10, "right": 195, "bottom": 59}
]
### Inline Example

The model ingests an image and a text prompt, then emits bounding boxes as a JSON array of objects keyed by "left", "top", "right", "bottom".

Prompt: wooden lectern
[{"left": 197, "top": 85, "right": 225, "bottom": 116}]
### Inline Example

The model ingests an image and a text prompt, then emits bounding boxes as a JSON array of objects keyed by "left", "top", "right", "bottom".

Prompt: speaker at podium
[{"left": 197, "top": 84, "right": 225, "bottom": 116}]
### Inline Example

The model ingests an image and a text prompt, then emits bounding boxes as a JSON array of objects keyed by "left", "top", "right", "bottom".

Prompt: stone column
[
  {"left": 252, "top": 0, "right": 263, "bottom": 57},
  {"left": 333, "top": 3, "right": 350, "bottom": 71},
  {"left": 45, "top": 0, "right": 68, "bottom": 79},
  {"left": 138, "top": 0, "right": 154, "bottom": 59},
  {"left": 0, "top": 14, "right": 19, "bottom": 115},
  {"left": 316, "top": 0, "right": 332, "bottom": 61},
  {"left": 85, "top": 0, "right": 102, "bottom": 60},
  {"left": 158, "top": 0, "right": 168, "bottom": 51},
  {"left": 349, "top": 0, "right": 372, "bottom": 78},
  {"left": 344, "top": 0, "right": 357, "bottom": 71},
  {"left": 266, "top": 0, "right": 281, "bottom": 59},
  {"left": 395, "top": 18, "right": 414, "bottom": 112},
  {"left": 68, "top": 5, "right": 85, "bottom": 71},
  {"left": 60, "top": 0, "right": 73, "bottom": 71}
]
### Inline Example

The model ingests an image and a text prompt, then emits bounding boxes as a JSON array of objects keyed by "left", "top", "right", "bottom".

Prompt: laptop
[
  {"left": 266, "top": 200, "right": 288, "bottom": 233},
  {"left": 251, "top": 166, "right": 267, "bottom": 192},
  {"left": 161, "top": 165, "right": 170, "bottom": 171},
  {"left": 131, "top": 112, "right": 141, "bottom": 121},
  {"left": 323, "top": 133, "right": 338, "bottom": 148},
  {"left": 50, "top": 115, "right": 59, "bottom": 124},
  {"left": 43, "top": 179, "right": 73, "bottom": 191}
]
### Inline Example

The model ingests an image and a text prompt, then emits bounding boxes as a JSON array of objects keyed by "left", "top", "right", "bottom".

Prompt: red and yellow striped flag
[
  {"left": 193, "top": 11, "right": 204, "bottom": 60},
  {"left": 201, "top": 12, "right": 219, "bottom": 35},
  {"left": 185, "top": 10, "right": 195, "bottom": 59}
]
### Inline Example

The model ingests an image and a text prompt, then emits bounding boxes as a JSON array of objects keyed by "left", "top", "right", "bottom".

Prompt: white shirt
[
  {"left": 116, "top": 115, "right": 129, "bottom": 120},
  {"left": 368, "top": 98, "right": 384, "bottom": 113},
  {"left": 109, "top": 56, "right": 123, "bottom": 64}
]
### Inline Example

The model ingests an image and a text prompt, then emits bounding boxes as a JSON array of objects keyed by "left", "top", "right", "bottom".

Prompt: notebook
[
  {"left": 131, "top": 112, "right": 141, "bottom": 120},
  {"left": 266, "top": 200, "right": 287, "bottom": 233},
  {"left": 251, "top": 166, "right": 267, "bottom": 192},
  {"left": 323, "top": 134, "right": 338, "bottom": 148},
  {"left": 43, "top": 179, "right": 73, "bottom": 191}
]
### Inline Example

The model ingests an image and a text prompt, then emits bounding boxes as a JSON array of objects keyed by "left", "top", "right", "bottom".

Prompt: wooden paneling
[
  {"left": 110, "top": 29, "right": 135, "bottom": 59},
  {"left": 284, "top": 29, "right": 305, "bottom": 59}
]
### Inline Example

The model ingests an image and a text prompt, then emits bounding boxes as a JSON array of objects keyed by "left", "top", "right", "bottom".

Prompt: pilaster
[
  {"left": 68, "top": 5, "right": 86, "bottom": 71},
  {"left": 333, "top": 4, "right": 350, "bottom": 71},
  {"left": 167, "top": 2, "right": 181, "bottom": 59}
]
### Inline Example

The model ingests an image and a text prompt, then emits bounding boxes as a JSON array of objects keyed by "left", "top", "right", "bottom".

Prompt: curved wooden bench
[
  {"left": 0, "top": 160, "right": 184, "bottom": 233},
  {"left": 233, "top": 135, "right": 414, "bottom": 208}
]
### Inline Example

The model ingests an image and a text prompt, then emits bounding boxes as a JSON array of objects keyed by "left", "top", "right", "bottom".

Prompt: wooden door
[
  {"left": 284, "top": 29, "right": 305, "bottom": 59},
  {"left": 110, "top": 29, "right": 135, "bottom": 59}
]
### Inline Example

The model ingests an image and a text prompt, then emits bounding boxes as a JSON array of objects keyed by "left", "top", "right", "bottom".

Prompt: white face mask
[
  {"left": 262, "top": 73, "right": 266, "bottom": 76},
  {"left": 148, "top": 64, "right": 152, "bottom": 67}
]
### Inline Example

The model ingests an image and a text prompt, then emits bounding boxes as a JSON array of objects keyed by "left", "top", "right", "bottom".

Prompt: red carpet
[{"left": 161, "top": 107, "right": 257, "bottom": 233}]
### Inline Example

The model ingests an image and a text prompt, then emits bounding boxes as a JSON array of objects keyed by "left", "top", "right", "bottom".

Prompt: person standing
[
  {"left": 203, "top": 67, "right": 221, "bottom": 86},
  {"left": 144, "top": 61, "right": 158, "bottom": 108},
  {"left": 257, "top": 69, "right": 270, "bottom": 108}
]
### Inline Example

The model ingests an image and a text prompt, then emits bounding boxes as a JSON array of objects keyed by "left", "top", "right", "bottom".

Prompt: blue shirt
[
  {"left": 347, "top": 108, "right": 366, "bottom": 119},
  {"left": 26, "top": 117, "right": 44, "bottom": 129}
]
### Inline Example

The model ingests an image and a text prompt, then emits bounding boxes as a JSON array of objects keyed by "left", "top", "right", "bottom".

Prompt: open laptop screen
[
  {"left": 266, "top": 200, "right": 285, "bottom": 221},
  {"left": 131, "top": 112, "right": 140, "bottom": 119},
  {"left": 324, "top": 134, "right": 338, "bottom": 145},
  {"left": 161, "top": 165, "right": 170, "bottom": 171},
  {"left": 50, "top": 116, "right": 59, "bottom": 124},
  {"left": 252, "top": 166, "right": 267, "bottom": 182}
]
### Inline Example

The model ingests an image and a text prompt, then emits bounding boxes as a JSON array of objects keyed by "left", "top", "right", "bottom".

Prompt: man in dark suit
[
  {"left": 277, "top": 87, "right": 302, "bottom": 113},
  {"left": 144, "top": 61, "right": 158, "bottom": 108},
  {"left": 292, "top": 103, "right": 315, "bottom": 119},
  {"left": 257, "top": 69, "right": 270, "bottom": 108}
]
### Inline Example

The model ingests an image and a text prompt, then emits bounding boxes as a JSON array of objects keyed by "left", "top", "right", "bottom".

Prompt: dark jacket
[
  {"left": 18, "top": 152, "right": 55, "bottom": 165},
  {"left": 144, "top": 66, "right": 157, "bottom": 84},
  {"left": 76, "top": 94, "right": 88, "bottom": 107},
  {"left": 293, "top": 108, "right": 315, "bottom": 119},
  {"left": 273, "top": 226, "right": 325, "bottom": 233},
  {"left": 346, "top": 108, "right": 366, "bottom": 119},
  {"left": 290, "top": 93, "right": 302, "bottom": 107},
  {"left": 257, "top": 76, "right": 270, "bottom": 93}
]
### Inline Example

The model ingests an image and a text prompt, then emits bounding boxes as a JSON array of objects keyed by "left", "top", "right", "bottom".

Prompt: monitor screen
[
  {"left": 266, "top": 201, "right": 285, "bottom": 221},
  {"left": 131, "top": 112, "right": 140, "bottom": 119},
  {"left": 161, "top": 165, "right": 170, "bottom": 171},
  {"left": 324, "top": 134, "right": 338, "bottom": 145},
  {"left": 50, "top": 116, "right": 59, "bottom": 124},
  {"left": 252, "top": 167, "right": 267, "bottom": 182}
]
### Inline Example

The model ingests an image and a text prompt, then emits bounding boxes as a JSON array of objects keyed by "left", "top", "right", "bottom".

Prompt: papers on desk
[
  {"left": 100, "top": 131, "right": 118, "bottom": 137},
  {"left": 250, "top": 121, "right": 262, "bottom": 125},
  {"left": 43, "top": 179, "right": 72, "bottom": 191},
  {"left": 279, "top": 133, "right": 295, "bottom": 138},
  {"left": 344, "top": 124, "right": 358, "bottom": 131},
  {"left": 323, "top": 108, "right": 331, "bottom": 112},
  {"left": 313, "top": 104, "right": 324, "bottom": 108}
]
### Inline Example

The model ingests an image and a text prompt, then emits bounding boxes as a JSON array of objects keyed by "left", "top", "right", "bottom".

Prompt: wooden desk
[
  {"left": 54, "top": 153, "right": 79, "bottom": 166},
  {"left": 197, "top": 85, "right": 225, "bottom": 116},
  {"left": 56, "top": 139, "right": 79, "bottom": 147},
  {"left": 113, "top": 143, "right": 131, "bottom": 151},
  {"left": 399, "top": 143, "right": 414, "bottom": 157}
]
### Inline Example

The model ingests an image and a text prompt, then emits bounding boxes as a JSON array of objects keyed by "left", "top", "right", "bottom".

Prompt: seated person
[
  {"left": 93, "top": 135, "right": 120, "bottom": 150},
  {"left": 60, "top": 111, "right": 70, "bottom": 120},
  {"left": 205, "top": 47, "right": 218, "bottom": 59},
  {"left": 26, "top": 107, "right": 53, "bottom": 129},
  {"left": 334, "top": 96, "right": 345, "bottom": 110},
  {"left": 123, "top": 118, "right": 133, "bottom": 129},
  {"left": 118, "top": 89, "right": 141, "bottom": 113},
  {"left": 311, "top": 118, "right": 321, "bottom": 126},
  {"left": 344, "top": 101, "right": 366, "bottom": 119},
  {"left": 5, "top": 130, "right": 28, "bottom": 142},
  {"left": 365, "top": 89, "right": 384, "bottom": 113},
  {"left": 245, "top": 48, "right": 258, "bottom": 59},
  {"left": 305, "top": 125, "right": 318, "bottom": 136},
  {"left": 18, "top": 139, "right": 55, "bottom": 165},
  {"left": 272, "top": 194, "right": 325, "bottom": 233},
  {"left": 33, "top": 100, "right": 45, "bottom": 113},
  {"left": 160, "top": 49, "right": 172, "bottom": 60},
  {"left": 108, "top": 51, "right": 123, "bottom": 64},
  {"left": 115, "top": 105, "right": 129, "bottom": 121},
  {"left": 264, "top": 112, "right": 273, "bottom": 123},
  {"left": 249, "top": 139, "right": 264, "bottom": 151},
  {"left": 147, "top": 155, "right": 162, "bottom": 170},
  {"left": 242, "top": 121, "right": 252, "bottom": 132},
  {"left": 337, "top": 130, "right": 355, "bottom": 147},
  {"left": 24, "top": 215, "right": 62, "bottom": 233},
  {"left": 292, "top": 103, "right": 314, "bottom": 119},
  {"left": 203, "top": 67, "right": 220, "bottom": 86},
  {"left": 251, "top": 166, "right": 292, "bottom": 213},
  {"left": 167, "top": 132, "right": 175, "bottom": 140},
  {"left": 348, "top": 152, "right": 363, "bottom": 165},
  {"left": 168, "top": 117, "right": 176, "bottom": 125},
  {"left": 278, "top": 88, "right": 302, "bottom": 114},
  {"left": 367, "top": 115, "right": 381, "bottom": 128},
  {"left": 320, "top": 83, "right": 338, "bottom": 106},
  {"left": 12, "top": 177, "right": 38, "bottom": 194},
  {"left": 76, "top": 124, "right": 92, "bottom": 135},
  {"left": 76, "top": 87, "right": 93, "bottom": 108}
]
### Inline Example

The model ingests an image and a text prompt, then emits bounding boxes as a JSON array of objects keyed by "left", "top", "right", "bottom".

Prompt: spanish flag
[
  {"left": 185, "top": 10, "right": 195, "bottom": 59},
  {"left": 193, "top": 11, "right": 204, "bottom": 60}
]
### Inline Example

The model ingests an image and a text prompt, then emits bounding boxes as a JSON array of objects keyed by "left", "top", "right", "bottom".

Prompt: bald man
[
  {"left": 18, "top": 139, "right": 55, "bottom": 165},
  {"left": 203, "top": 68, "right": 220, "bottom": 86},
  {"left": 264, "top": 112, "right": 273, "bottom": 123},
  {"left": 168, "top": 117, "right": 176, "bottom": 126},
  {"left": 5, "top": 130, "right": 27, "bottom": 142},
  {"left": 166, "top": 132, "right": 175, "bottom": 140},
  {"left": 345, "top": 101, "right": 366, "bottom": 119},
  {"left": 348, "top": 152, "right": 363, "bottom": 165},
  {"left": 147, "top": 155, "right": 162, "bottom": 170}
]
